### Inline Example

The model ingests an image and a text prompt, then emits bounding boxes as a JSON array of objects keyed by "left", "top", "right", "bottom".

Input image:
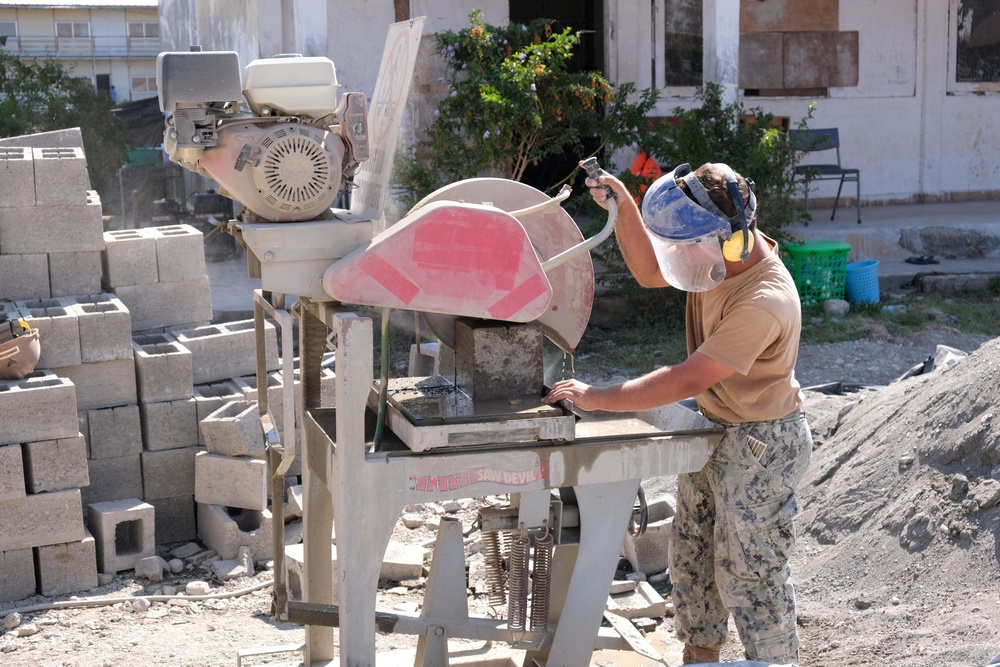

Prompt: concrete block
[
  {"left": 0, "top": 253, "right": 49, "bottom": 300},
  {"left": 0, "top": 146, "right": 36, "bottom": 207},
  {"left": 277, "top": 360, "right": 336, "bottom": 408},
  {"left": 48, "top": 250, "right": 102, "bottom": 297},
  {"left": 623, "top": 501, "right": 676, "bottom": 577},
  {"left": 0, "top": 198, "right": 104, "bottom": 254},
  {"left": 0, "top": 300, "right": 21, "bottom": 320},
  {"left": 606, "top": 580, "right": 667, "bottom": 620},
  {"left": 194, "top": 451, "right": 267, "bottom": 511},
  {"left": 382, "top": 541, "right": 426, "bottom": 582},
  {"left": 233, "top": 371, "right": 287, "bottom": 431},
  {"left": 0, "top": 548, "right": 36, "bottom": 603},
  {"left": 52, "top": 358, "right": 137, "bottom": 410},
  {"left": 197, "top": 502, "right": 273, "bottom": 560},
  {"left": 455, "top": 320, "right": 543, "bottom": 400},
  {"left": 82, "top": 454, "right": 143, "bottom": 507},
  {"left": 133, "top": 337, "right": 194, "bottom": 403},
  {"left": 114, "top": 277, "right": 213, "bottom": 332},
  {"left": 0, "top": 488, "right": 84, "bottom": 551},
  {"left": 141, "top": 446, "right": 203, "bottom": 500},
  {"left": 32, "top": 146, "right": 90, "bottom": 205},
  {"left": 173, "top": 319, "right": 279, "bottom": 385},
  {"left": 0, "top": 443, "right": 26, "bottom": 502},
  {"left": 148, "top": 495, "right": 196, "bottom": 545},
  {"left": 101, "top": 229, "right": 159, "bottom": 288},
  {"left": 85, "top": 404, "right": 142, "bottom": 459},
  {"left": 22, "top": 433, "right": 89, "bottom": 493},
  {"left": 71, "top": 293, "right": 134, "bottom": 363},
  {"left": 0, "top": 370, "right": 78, "bottom": 443},
  {"left": 14, "top": 297, "right": 82, "bottom": 368},
  {"left": 35, "top": 530, "right": 99, "bottom": 596},
  {"left": 193, "top": 380, "right": 243, "bottom": 444},
  {"left": 87, "top": 498, "right": 155, "bottom": 574},
  {"left": 201, "top": 400, "right": 265, "bottom": 458},
  {"left": 152, "top": 224, "right": 207, "bottom": 282},
  {"left": 140, "top": 398, "right": 199, "bottom": 451},
  {"left": 0, "top": 128, "right": 83, "bottom": 149}
]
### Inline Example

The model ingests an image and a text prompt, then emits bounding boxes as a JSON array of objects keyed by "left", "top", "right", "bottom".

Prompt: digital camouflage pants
[{"left": 668, "top": 411, "right": 812, "bottom": 663}]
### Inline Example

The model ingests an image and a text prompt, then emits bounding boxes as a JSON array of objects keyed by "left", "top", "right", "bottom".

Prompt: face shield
[{"left": 641, "top": 164, "right": 732, "bottom": 292}]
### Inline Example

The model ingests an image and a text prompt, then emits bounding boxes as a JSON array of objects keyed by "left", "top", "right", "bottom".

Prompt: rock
[
  {"left": 211, "top": 558, "right": 249, "bottom": 581},
  {"left": 969, "top": 478, "right": 1000, "bottom": 510},
  {"left": 854, "top": 596, "right": 873, "bottom": 610},
  {"left": 610, "top": 579, "right": 638, "bottom": 595},
  {"left": 161, "top": 585, "right": 178, "bottom": 596},
  {"left": 170, "top": 542, "right": 203, "bottom": 560},
  {"left": 950, "top": 474, "right": 969, "bottom": 500},
  {"left": 168, "top": 559, "right": 184, "bottom": 574},
  {"left": 823, "top": 299, "right": 850, "bottom": 318},
  {"left": 135, "top": 555, "right": 168, "bottom": 582},
  {"left": 402, "top": 513, "right": 423, "bottom": 529},
  {"left": 186, "top": 581, "right": 212, "bottom": 596},
  {"left": 238, "top": 545, "right": 255, "bottom": 574},
  {"left": 97, "top": 573, "right": 115, "bottom": 586},
  {"left": 132, "top": 598, "right": 151, "bottom": 613},
  {"left": 15, "top": 624, "right": 40, "bottom": 637},
  {"left": 3, "top": 612, "right": 21, "bottom": 630}
]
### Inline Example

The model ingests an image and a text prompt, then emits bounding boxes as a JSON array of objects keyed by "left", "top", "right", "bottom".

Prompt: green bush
[{"left": 395, "top": 9, "right": 660, "bottom": 206}]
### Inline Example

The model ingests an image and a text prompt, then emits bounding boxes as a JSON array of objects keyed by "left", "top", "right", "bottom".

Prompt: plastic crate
[
  {"left": 846, "top": 259, "right": 880, "bottom": 304},
  {"left": 783, "top": 240, "right": 851, "bottom": 303}
]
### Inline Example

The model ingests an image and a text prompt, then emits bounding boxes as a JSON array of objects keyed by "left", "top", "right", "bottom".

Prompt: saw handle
[
  {"left": 581, "top": 157, "right": 617, "bottom": 199},
  {"left": 540, "top": 162, "right": 618, "bottom": 273}
]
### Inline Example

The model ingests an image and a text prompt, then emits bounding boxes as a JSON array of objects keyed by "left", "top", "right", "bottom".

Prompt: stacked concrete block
[
  {"left": 0, "top": 548, "right": 36, "bottom": 603},
  {"left": 201, "top": 400, "right": 266, "bottom": 458},
  {"left": 140, "top": 397, "right": 199, "bottom": 451},
  {"left": 0, "top": 146, "right": 37, "bottom": 206},
  {"left": 31, "top": 147, "right": 91, "bottom": 205},
  {"left": 0, "top": 370, "right": 78, "bottom": 443},
  {"left": 194, "top": 451, "right": 267, "bottom": 511},
  {"left": 133, "top": 333, "right": 194, "bottom": 403},
  {"left": 173, "top": 319, "right": 279, "bottom": 384},
  {"left": 103, "top": 224, "right": 212, "bottom": 332},
  {"left": 36, "top": 530, "right": 99, "bottom": 596},
  {"left": 0, "top": 442, "right": 26, "bottom": 502},
  {"left": 87, "top": 498, "right": 155, "bottom": 574},
  {"left": 233, "top": 371, "right": 287, "bottom": 431},
  {"left": 0, "top": 488, "right": 85, "bottom": 551},
  {"left": 147, "top": 495, "right": 197, "bottom": 546},
  {"left": 143, "top": 445, "right": 204, "bottom": 500},
  {"left": 0, "top": 252, "right": 50, "bottom": 300},
  {"left": 22, "top": 434, "right": 89, "bottom": 493},
  {"left": 198, "top": 503, "right": 273, "bottom": 560},
  {"left": 80, "top": 404, "right": 144, "bottom": 506},
  {"left": 49, "top": 249, "right": 103, "bottom": 297},
  {"left": 14, "top": 297, "right": 82, "bottom": 368}
]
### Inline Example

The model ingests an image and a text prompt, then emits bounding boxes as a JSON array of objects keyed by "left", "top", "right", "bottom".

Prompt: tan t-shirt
[{"left": 686, "top": 238, "right": 803, "bottom": 423}]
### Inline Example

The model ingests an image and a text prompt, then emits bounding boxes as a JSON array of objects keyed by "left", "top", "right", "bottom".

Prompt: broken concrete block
[
  {"left": 32, "top": 146, "right": 90, "bottom": 205},
  {"left": 200, "top": 400, "right": 265, "bottom": 458},
  {"left": 102, "top": 229, "right": 159, "bottom": 288},
  {"left": 622, "top": 497, "right": 676, "bottom": 577},
  {"left": 381, "top": 541, "right": 426, "bottom": 582},
  {"left": 0, "top": 488, "right": 84, "bottom": 551},
  {"left": 135, "top": 554, "right": 169, "bottom": 582},
  {"left": 0, "top": 548, "right": 36, "bottom": 603},
  {"left": 0, "top": 371, "right": 78, "bottom": 443},
  {"left": 52, "top": 358, "right": 137, "bottom": 411},
  {"left": 82, "top": 454, "right": 143, "bottom": 507},
  {"left": 141, "top": 446, "right": 203, "bottom": 500},
  {"left": 114, "top": 277, "right": 213, "bottom": 332},
  {"left": 173, "top": 319, "right": 279, "bottom": 385},
  {"left": 152, "top": 224, "right": 206, "bottom": 283},
  {"left": 71, "top": 293, "right": 133, "bottom": 363},
  {"left": 0, "top": 198, "right": 104, "bottom": 254},
  {"left": 148, "top": 495, "right": 196, "bottom": 545},
  {"left": 22, "top": 433, "right": 89, "bottom": 494},
  {"left": 194, "top": 451, "right": 267, "bottom": 511},
  {"left": 0, "top": 252, "right": 50, "bottom": 300},
  {"left": 85, "top": 404, "right": 142, "bottom": 460},
  {"left": 14, "top": 297, "right": 82, "bottom": 368},
  {"left": 48, "top": 250, "right": 102, "bottom": 297},
  {"left": 197, "top": 503, "right": 273, "bottom": 560},
  {"left": 0, "top": 146, "right": 36, "bottom": 207},
  {"left": 87, "top": 498, "right": 155, "bottom": 574},
  {"left": 35, "top": 530, "right": 98, "bottom": 596},
  {"left": 606, "top": 580, "right": 667, "bottom": 620},
  {"left": 133, "top": 337, "right": 194, "bottom": 403}
]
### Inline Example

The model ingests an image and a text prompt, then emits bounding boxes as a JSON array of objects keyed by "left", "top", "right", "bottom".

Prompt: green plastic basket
[{"left": 783, "top": 240, "right": 851, "bottom": 304}]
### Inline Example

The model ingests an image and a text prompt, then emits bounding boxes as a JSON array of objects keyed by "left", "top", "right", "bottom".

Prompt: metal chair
[{"left": 790, "top": 128, "right": 861, "bottom": 224}]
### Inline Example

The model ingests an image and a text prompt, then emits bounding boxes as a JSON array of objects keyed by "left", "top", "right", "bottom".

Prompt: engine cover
[{"left": 197, "top": 121, "right": 346, "bottom": 222}]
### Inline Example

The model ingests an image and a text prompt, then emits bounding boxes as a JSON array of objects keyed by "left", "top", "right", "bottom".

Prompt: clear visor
[{"left": 647, "top": 231, "right": 726, "bottom": 292}]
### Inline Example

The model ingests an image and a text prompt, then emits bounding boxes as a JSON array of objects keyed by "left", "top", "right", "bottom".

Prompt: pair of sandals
[{"left": 905, "top": 255, "right": 939, "bottom": 265}]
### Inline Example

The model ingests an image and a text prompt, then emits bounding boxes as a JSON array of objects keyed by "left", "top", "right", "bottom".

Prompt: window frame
[
  {"left": 127, "top": 21, "right": 159, "bottom": 39},
  {"left": 0, "top": 20, "right": 18, "bottom": 38},
  {"left": 130, "top": 75, "right": 157, "bottom": 93},
  {"left": 55, "top": 21, "right": 91, "bottom": 39},
  {"left": 948, "top": 0, "right": 1000, "bottom": 93}
]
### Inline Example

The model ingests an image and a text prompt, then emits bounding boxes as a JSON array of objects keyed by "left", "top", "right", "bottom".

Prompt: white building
[
  {"left": 155, "top": 0, "right": 1000, "bottom": 206},
  {"left": 0, "top": 0, "right": 159, "bottom": 104}
]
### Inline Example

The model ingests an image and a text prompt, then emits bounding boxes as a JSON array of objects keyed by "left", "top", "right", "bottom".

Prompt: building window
[
  {"left": 661, "top": 0, "right": 703, "bottom": 87},
  {"left": 950, "top": 0, "right": 1000, "bottom": 91},
  {"left": 127, "top": 21, "right": 159, "bottom": 39},
  {"left": 56, "top": 21, "right": 90, "bottom": 39},
  {"left": 131, "top": 76, "right": 157, "bottom": 93},
  {"left": 0, "top": 21, "right": 17, "bottom": 38}
]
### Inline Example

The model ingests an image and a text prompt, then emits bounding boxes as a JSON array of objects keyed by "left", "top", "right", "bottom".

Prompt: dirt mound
[{"left": 795, "top": 336, "right": 1000, "bottom": 667}]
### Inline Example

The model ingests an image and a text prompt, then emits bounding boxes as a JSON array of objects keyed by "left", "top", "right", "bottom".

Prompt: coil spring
[
  {"left": 506, "top": 529, "right": 531, "bottom": 632},
  {"left": 481, "top": 529, "right": 507, "bottom": 608},
  {"left": 529, "top": 526, "right": 554, "bottom": 632}
]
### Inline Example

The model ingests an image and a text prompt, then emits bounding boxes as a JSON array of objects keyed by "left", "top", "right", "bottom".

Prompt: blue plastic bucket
[{"left": 845, "top": 260, "right": 880, "bottom": 304}]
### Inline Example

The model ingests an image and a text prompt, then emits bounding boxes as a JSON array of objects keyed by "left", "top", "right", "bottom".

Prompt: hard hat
[{"left": 0, "top": 324, "right": 40, "bottom": 381}]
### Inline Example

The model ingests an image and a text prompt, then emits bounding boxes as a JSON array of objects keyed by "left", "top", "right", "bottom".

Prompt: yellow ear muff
[{"left": 722, "top": 229, "right": 754, "bottom": 262}]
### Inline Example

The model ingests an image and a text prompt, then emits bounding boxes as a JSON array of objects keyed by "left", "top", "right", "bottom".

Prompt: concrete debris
[
  {"left": 2, "top": 612, "right": 21, "bottom": 630},
  {"left": 606, "top": 581, "right": 667, "bottom": 620},
  {"left": 186, "top": 581, "right": 212, "bottom": 596},
  {"left": 131, "top": 598, "right": 151, "bottom": 613},
  {"left": 168, "top": 558, "right": 184, "bottom": 574},
  {"left": 135, "top": 555, "right": 169, "bottom": 582}
]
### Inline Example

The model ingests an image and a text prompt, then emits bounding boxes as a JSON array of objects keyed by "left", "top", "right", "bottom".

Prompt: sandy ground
[{"left": 1, "top": 330, "right": 997, "bottom": 667}]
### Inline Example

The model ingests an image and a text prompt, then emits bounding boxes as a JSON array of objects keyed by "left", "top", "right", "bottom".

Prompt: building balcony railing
[{"left": 0, "top": 34, "right": 160, "bottom": 59}]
